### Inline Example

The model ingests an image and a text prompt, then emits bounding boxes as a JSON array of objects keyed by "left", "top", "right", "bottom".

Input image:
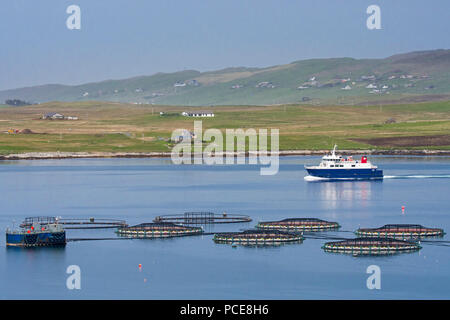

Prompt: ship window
[
  {"left": 330, "top": 165, "right": 334, "bottom": 167},
  {"left": 352, "top": 165, "right": 355, "bottom": 167}
]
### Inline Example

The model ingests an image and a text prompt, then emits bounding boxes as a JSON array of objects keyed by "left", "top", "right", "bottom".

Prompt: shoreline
[{"left": 1, "top": 149, "right": 450, "bottom": 160}]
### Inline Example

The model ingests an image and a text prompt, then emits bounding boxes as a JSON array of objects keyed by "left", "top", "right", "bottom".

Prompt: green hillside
[{"left": 2, "top": 49, "right": 450, "bottom": 106}]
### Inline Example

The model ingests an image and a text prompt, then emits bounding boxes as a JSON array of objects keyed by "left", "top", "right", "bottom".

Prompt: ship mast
[{"left": 331, "top": 144, "right": 337, "bottom": 157}]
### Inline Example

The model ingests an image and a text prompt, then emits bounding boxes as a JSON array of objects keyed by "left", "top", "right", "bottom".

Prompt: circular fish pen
[
  {"left": 117, "top": 222, "right": 203, "bottom": 238},
  {"left": 355, "top": 224, "right": 445, "bottom": 239},
  {"left": 153, "top": 212, "right": 252, "bottom": 225},
  {"left": 322, "top": 238, "right": 422, "bottom": 255},
  {"left": 213, "top": 230, "right": 304, "bottom": 246},
  {"left": 256, "top": 218, "right": 340, "bottom": 232}
]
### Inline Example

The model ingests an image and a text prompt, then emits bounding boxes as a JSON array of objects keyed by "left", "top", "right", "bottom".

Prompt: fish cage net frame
[
  {"left": 256, "top": 218, "right": 340, "bottom": 231},
  {"left": 213, "top": 229, "right": 304, "bottom": 244},
  {"left": 117, "top": 222, "right": 203, "bottom": 238},
  {"left": 154, "top": 212, "right": 252, "bottom": 225},
  {"left": 322, "top": 238, "right": 422, "bottom": 255},
  {"left": 356, "top": 224, "right": 444, "bottom": 238}
]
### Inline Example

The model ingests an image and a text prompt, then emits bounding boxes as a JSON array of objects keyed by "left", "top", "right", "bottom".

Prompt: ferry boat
[
  {"left": 305, "top": 145, "right": 383, "bottom": 180},
  {"left": 6, "top": 216, "right": 66, "bottom": 247}
]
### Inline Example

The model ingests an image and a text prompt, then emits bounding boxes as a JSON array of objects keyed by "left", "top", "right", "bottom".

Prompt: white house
[
  {"left": 42, "top": 112, "right": 64, "bottom": 120},
  {"left": 42, "top": 113, "right": 78, "bottom": 120},
  {"left": 182, "top": 111, "right": 215, "bottom": 117}
]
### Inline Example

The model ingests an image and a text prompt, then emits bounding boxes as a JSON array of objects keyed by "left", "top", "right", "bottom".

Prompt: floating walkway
[
  {"left": 355, "top": 224, "right": 445, "bottom": 239},
  {"left": 20, "top": 217, "right": 127, "bottom": 230},
  {"left": 213, "top": 230, "right": 304, "bottom": 246},
  {"left": 256, "top": 218, "right": 340, "bottom": 232},
  {"left": 322, "top": 237, "right": 422, "bottom": 255},
  {"left": 154, "top": 212, "right": 252, "bottom": 225},
  {"left": 117, "top": 222, "right": 203, "bottom": 238}
]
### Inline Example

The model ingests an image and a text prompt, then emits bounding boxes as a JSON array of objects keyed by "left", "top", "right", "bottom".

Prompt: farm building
[
  {"left": 42, "top": 112, "right": 64, "bottom": 120},
  {"left": 181, "top": 111, "right": 215, "bottom": 117},
  {"left": 42, "top": 113, "right": 78, "bottom": 120}
]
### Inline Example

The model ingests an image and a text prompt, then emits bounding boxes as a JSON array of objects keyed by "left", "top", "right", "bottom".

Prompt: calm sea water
[{"left": 0, "top": 156, "right": 449, "bottom": 299}]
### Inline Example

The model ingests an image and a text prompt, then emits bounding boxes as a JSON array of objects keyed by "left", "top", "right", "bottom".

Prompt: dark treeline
[{"left": 4, "top": 99, "right": 33, "bottom": 106}]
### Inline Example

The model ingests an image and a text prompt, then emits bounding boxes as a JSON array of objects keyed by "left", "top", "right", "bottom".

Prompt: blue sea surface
[{"left": 0, "top": 156, "right": 449, "bottom": 299}]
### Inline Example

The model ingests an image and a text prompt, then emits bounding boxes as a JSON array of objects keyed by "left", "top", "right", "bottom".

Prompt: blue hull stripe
[
  {"left": 306, "top": 168, "right": 383, "bottom": 179},
  {"left": 6, "top": 232, "right": 66, "bottom": 247}
]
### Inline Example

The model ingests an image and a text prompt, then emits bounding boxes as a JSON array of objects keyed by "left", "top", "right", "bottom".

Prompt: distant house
[
  {"left": 174, "top": 82, "right": 186, "bottom": 87},
  {"left": 186, "top": 80, "right": 199, "bottom": 86},
  {"left": 182, "top": 111, "right": 215, "bottom": 117},
  {"left": 361, "top": 75, "right": 376, "bottom": 81},
  {"left": 256, "top": 82, "right": 276, "bottom": 88},
  {"left": 172, "top": 129, "right": 196, "bottom": 143},
  {"left": 42, "top": 112, "right": 64, "bottom": 120},
  {"left": 42, "top": 113, "right": 78, "bottom": 120},
  {"left": 366, "top": 84, "right": 377, "bottom": 89},
  {"left": 341, "top": 85, "right": 352, "bottom": 90}
]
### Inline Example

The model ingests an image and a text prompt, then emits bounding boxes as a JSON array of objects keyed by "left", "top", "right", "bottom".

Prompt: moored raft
[
  {"left": 256, "top": 218, "right": 340, "bottom": 232},
  {"left": 355, "top": 224, "right": 445, "bottom": 239},
  {"left": 322, "top": 237, "right": 421, "bottom": 255},
  {"left": 117, "top": 222, "right": 203, "bottom": 238},
  {"left": 213, "top": 229, "right": 304, "bottom": 245}
]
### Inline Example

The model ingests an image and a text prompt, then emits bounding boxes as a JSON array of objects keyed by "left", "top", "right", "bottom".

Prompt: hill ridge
[{"left": 2, "top": 49, "right": 449, "bottom": 106}]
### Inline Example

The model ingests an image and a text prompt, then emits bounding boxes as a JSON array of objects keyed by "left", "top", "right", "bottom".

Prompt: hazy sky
[{"left": 1, "top": 0, "right": 449, "bottom": 90}]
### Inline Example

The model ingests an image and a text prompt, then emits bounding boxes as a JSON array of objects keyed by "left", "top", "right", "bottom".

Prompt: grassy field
[{"left": 0, "top": 100, "right": 449, "bottom": 154}]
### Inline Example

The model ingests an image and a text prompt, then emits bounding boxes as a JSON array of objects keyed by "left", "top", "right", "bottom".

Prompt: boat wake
[
  {"left": 384, "top": 175, "right": 450, "bottom": 179},
  {"left": 304, "top": 175, "right": 329, "bottom": 181},
  {"left": 303, "top": 175, "right": 379, "bottom": 181},
  {"left": 304, "top": 174, "right": 450, "bottom": 181}
]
